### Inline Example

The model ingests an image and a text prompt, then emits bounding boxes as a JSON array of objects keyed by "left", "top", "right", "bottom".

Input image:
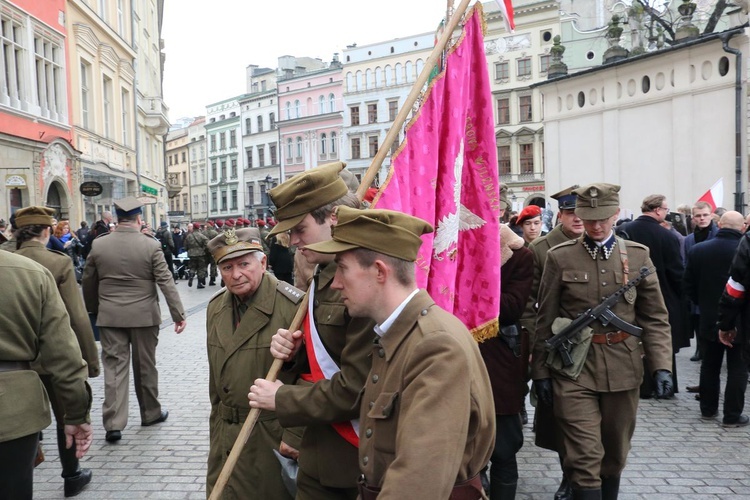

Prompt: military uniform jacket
[
  {"left": 0, "top": 251, "right": 91, "bottom": 443},
  {"left": 82, "top": 226, "right": 185, "bottom": 327},
  {"left": 275, "top": 261, "right": 376, "bottom": 488},
  {"left": 531, "top": 237, "right": 673, "bottom": 391},
  {"left": 16, "top": 241, "right": 100, "bottom": 378},
  {"left": 184, "top": 230, "right": 209, "bottom": 258},
  {"left": 359, "top": 290, "right": 495, "bottom": 498},
  {"left": 203, "top": 226, "right": 219, "bottom": 243},
  {"left": 205, "top": 274, "right": 303, "bottom": 499}
]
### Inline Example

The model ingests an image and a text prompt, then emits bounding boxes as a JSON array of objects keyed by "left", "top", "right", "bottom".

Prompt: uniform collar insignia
[{"left": 581, "top": 233, "right": 617, "bottom": 260}]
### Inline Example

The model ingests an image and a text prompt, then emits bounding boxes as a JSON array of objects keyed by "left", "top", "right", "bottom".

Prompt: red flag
[
  {"left": 374, "top": 4, "right": 501, "bottom": 342},
  {"left": 496, "top": 0, "right": 515, "bottom": 32},
  {"left": 697, "top": 178, "right": 723, "bottom": 211}
]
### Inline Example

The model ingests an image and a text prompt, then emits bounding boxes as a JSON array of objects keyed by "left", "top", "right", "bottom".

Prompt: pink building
[{"left": 277, "top": 59, "right": 343, "bottom": 179}]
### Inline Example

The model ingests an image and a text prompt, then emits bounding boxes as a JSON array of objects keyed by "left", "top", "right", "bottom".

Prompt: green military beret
[
  {"left": 304, "top": 206, "right": 434, "bottom": 262},
  {"left": 268, "top": 162, "right": 349, "bottom": 237},
  {"left": 208, "top": 227, "right": 264, "bottom": 264},
  {"left": 573, "top": 183, "right": 620, "bottom": 220},
  {"left": 15, "top": 206, "right": 55, "bottom": 227},
  {"left": 114, "top": 196, "right": 143, "bottom": 217}
]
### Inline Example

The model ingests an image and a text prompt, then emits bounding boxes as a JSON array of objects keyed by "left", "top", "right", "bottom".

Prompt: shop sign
[
  {"left": 168, "top": 211, "right": 185, "bottom": 217},
  {"left": 5, "top": 174, "right": 26, "bottom": 187},
  {"left": 79, "top": 181, "right": 103, "bottom": 196},
  {"left": 141, "top": 184, "right": 159, "bottom": 196},
  {"left": 137, "top": 196, "right": 158, "bottom": 205},
  {"left": 522, "top": 185, "right": 545, "bottom": 192}
]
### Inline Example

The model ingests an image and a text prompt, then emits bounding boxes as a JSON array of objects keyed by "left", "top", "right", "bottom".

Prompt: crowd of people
[{"left": 2, "top": 168, "right": 750, "bottom": 500}]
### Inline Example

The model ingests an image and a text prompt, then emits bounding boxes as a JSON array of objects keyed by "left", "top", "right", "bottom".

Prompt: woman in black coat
[{"left": 268, "top": 232, "right": 294, "bottom": 284}]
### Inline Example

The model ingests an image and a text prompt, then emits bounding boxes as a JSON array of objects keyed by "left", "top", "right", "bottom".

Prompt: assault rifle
[{"left": 545, "top": 266, "right": 654, "bottom": 367}]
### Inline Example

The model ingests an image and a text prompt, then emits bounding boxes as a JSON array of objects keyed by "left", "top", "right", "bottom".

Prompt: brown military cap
[
  {"left": 268, "top": 162, "right": 349, "bottom": 236},
  {"left": 114, "top": 196, "right": 143, "bottom": 217},
  {"left": 15, "top": 206, "right": 55, "bottom": 227},
  {"left": 304, "top": 206, "right": 434, "bottom": 261},
  {"left": 207, "top": 227, "right": 264, "bottom": 264},
  {"left": 550, "top": 184, "right": 580, "bottom": 210},
  {"left": 499, "top": 183, "right": 510, "bottom": 211},
  {"left": 573, "top": 183, "right": 620, "bottom": 220}
]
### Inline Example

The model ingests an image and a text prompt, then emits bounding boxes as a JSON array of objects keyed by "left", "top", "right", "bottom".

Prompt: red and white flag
[
  {"left": 374, "top": 3, "right": 501, "bottom": 342},
  {"left": 496, "top": 0, "right": 515, "bottom": 32},
  {"left": 697, "top": 178, "right": 724, "bottom": 211}
]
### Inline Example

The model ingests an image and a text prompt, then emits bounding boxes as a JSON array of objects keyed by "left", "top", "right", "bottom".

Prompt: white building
[
  {"left": 205, "top": 97, "right": 244, "bottom": 221},
  {"left": 187, "top": 116, "right": 207, "bottom": 223}
]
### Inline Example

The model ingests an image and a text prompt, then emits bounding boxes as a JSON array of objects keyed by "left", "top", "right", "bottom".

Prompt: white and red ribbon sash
[
  {"left": 726, "top": 277, "right": 746, "bottom": 299},
  {"left": 301, "top": 285, "right": 360, "bottom": 447}
]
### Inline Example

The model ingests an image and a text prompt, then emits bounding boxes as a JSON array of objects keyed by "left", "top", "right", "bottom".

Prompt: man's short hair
[
  {"left": 349, "top": 248, "right": 415, "bottom": 287},
  {"left": 692, "top": 201, "right": 712, "bottom": 213},
  {"left": 310, "top": 192, "right": 361, "bottom": 225},
  {"left": 641, "top": 194, "right": 666, "bottom": 213},
  {"left": 117, "top": 213, "right": 139, "bottom": 223}
]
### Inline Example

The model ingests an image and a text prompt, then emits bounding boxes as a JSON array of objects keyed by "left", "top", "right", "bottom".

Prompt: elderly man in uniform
[
  {"left": 83, "top": 197, "right": 186, "bottom": 443},
  {"left": 205, "top": 228, "right": 305, "bottom": 499},
  {"left": 0, "top": 249, "right": 93, "bottom": 498},
  {"left": 14, "top": 206, "right": 100, "bottom": 496},
  {"left": 184, "top": 222, "right": 209, "bottom": 288},
  {"left": 532, "top": 184, "right": 674, "bottom": 499},
  {"left": 522, "top": 185, "right": 582, "bottom": 500},
  {"left": 248, "top": 162, "right": 375, "bottom": 500},
  {"left": 298, "top": 207, "right": 494, "bottom": 499}
]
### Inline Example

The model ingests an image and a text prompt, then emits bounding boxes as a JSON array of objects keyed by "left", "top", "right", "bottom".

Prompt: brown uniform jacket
[
  {"left": 531, "top": 238, "right": 673, "bottom": 391},
  {"left": 274, "top": 262, "right": 375, "bottom": 488},
  {"left": 0, "top": 251, "right": 91, "bottom": 442},
  {"left": 359, "top": 290, "right": 495, "bottom": 498},
  {"left": 82, "top": 226, "right": 185, "bottom": 327},
  {"left": 205, "top": 274, "right": 304, "bottom": 499},
  {"left": 16, "top": 241, "right": 100, "bottom": 378}
]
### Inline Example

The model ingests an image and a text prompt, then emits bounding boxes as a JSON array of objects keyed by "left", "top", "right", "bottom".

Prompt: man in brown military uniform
[
  {"left": 14, "top": 206, "right": 100, "bottom": 496},
  {"left": 248, "top": 162, "right": 374, "bottom": 500},
  {"left": 522, "top": 185, "right": 582, "bottom": 500},
  {"left": 301, "top": 207, "right": 495, "bottom": 499},
  {"left": 205, "top": 228, "right": 305, "bottom": 499},
  {"left": 531, "top": 183, "right": 674, "bottom": 499}
]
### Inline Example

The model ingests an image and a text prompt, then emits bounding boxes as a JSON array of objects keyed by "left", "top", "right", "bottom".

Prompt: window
[
  {"left": 368, "top": 136, "right": 379, "bottom": 158},
  {"left": 368, "top": 103, "right": 377, "bottom": 124},
  {"left": 497, "top": 98, "right": 510, "bottom": 125},
  {"left": 220, "top": 132, "right": 226, "bottom": 149},
  {"left": 231, "top": 158, "right": 237, "bottom": 178},
  {"left": 182, "top": 172, "right": 187, "bottom": 185},
  {"left": 231, "top": 189, "right": 238, "bottom": 210},
  {"left": 121, "top": 88, "right": 130, "bottom": 145},
  {"left": 191, "top": 168, "right": 197, "bottom": 184},
  {"left": 246, "top": 148, "right": 253, "bottom": 168},
  {"left": 286, "top": 101, "right": 291, "bottom": 120},
  {"left": 519, "top": 95, "right": 532, "bottom": 122},
  {"left": 117, "top": 0, "right": 124, "bottom": 33},
  {"left": 246, "top": 183, "right": 255, "bottom": 206},
  {"left": 498, "top": 145, "right": 510, "bottom": 175},
  {"left": 181, "top": 151, "right": 186, "bottom": 163},
  {"left": 210, "top": 134, "right": 216, "bottom": 151},
  {"left": 319, "top": 95, "right": 325, "bottom": 114},
  {"left": 258, "top": 146, "right": 265, "bottom": 167},
  {"left": 495, "top": 62, "right": 509, "bottom": 80},
  {"left": 202, "top": 193, "right": 207, "bottom": 212},
  {"left": 350, "top": 106, "right": 360, "bottom": 125},
  {"left": 168, "top": 155, "right": 172, "bottom": 166},
  {"left": 220, "top": 159, "right": 227, "bottom": 179},
  {"left": 540, "top": 54, "right": 551, "bottom": 73},
  {"left": 80, "top": 61, "right": 91, "bottom": 127},
  {"left": 34, "top": 34, "right": 64, "bottom": 120},
  {"left": 245, "top": 117, "right": 251, "bottom": 134},
  {"left": 517, "top": 58, "right": 532, "bottom": 77},
  {"left": 270, "top": 144, "right": 277, "bottom": 164},
  {"left": 270, "top": 112, "right": 275, "bottom": 129},
  {"left": 329, "top": 93, "right": 335, "bottom": 112},
  {"left": 211, "top": 191, "right": 217, "bottom": 212},
  {"left": 193, "top": 194, "right": 199, "bottom": 214},
  {"left": 230, "top": 130, "right": 236, "bottom": 148},
  {"left": 388, "top": 100, "right": 398, "bottom": 121},
  {"left": 294, "top": 99, "right": 300, "bottom": 118},
  {"left": 296, "top": 137, "right": 303, "bottom": 160},
  {"left": 102, "top": 76, "right": 112, "bottom": 138},
  {"left": 375, "top": 67, "right": 382, "bottom": 87},
  {"left": 520, "top": 143, "right": 534, "bottom": 173},
  {"left": 221, "top": 191, "right": 227, "bottom": 211},
  {"left": 182, "top": 193, "right": 188, "bottom": 210},
  {"left": 287, "top": 138, "right": 293, "bottom": 160},
  {"left": 257, "top": 115, "right": 263, "bottom": 133},
  {"left": 330, "top": 132, "right": 337, "bottom": 154},
  {"left": 390, "top": 134, "right": 400, "bottom": 155},
  {"left": 351, "top": 137, "right": 361, "bottom": 159},
  {"left": 320, "top": 133, "right": 327, "bottom": 156},
  {"left": 200, "top": 165, "right": 205, "bottom": 183}
]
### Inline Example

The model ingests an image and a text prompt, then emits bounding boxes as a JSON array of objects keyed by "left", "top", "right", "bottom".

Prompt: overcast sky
[{"left": 161, "top": 0, "right": 453, "bottom": 120}]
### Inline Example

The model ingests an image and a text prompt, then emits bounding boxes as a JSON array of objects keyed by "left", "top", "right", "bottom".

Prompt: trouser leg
[
  {"left": 598, "top": 389, "right": 638, "bottom": 479},
  {"left": 296, "top": 467, "right": 358, "bottom": 500},
  {"left": 724, "top": 342, "right": 749, "bottom": 421},
  {"left": 490, "top": 413, "right": 523, "bottom": 488},
  {"left": 699, "top": 340, "right": 723, "bottom": 416},
  {"left": 131, "top": 325, "right": 162, "bottom": 423},
  {"left": 0, "top": 432, "right": 39, "bottom": 500},
  {"left": 41, "top": 374, "right": 81, "bottom": 477},
  {"left": 100, "top": 327, "right": 132, "bottom": 431}
]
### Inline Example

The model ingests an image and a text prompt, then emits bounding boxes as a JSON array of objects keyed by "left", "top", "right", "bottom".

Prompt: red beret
[
  {"left": 215, "top": 220, "right": 224, "bottom": 228},
  {"left": 516, "top": 205, "right": 543, "bottom": 225},
  {"left": 236, "top": 219, "right": 245, "bottom": 227},
  {"left": 256, "top": 219, "right": 266, "bottom": 226},
  {"left": 225, "top": 218, "right": 236, "bottom": 228},
  {"left": 206, "top": 220, "right": 215, "bottom": 227}
]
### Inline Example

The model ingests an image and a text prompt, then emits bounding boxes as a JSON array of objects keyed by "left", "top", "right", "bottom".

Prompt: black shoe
[
  {"left": 555, "top": 475, "right": 573, "bottom": 500},
  {"left": 64, "top": 468, "right": 92, "bottom": 497},
  {"left": 686, "top": 385, "right": 700, "bottom": 393},
  {"left": 690, "top": 352, "right": 702, "bottom": 362},
  {"left": 521, "top": 408, "right": 528, "bottom": 425},
  {"left": 105, "top": 430, "right": 121, "bottom": 442},
  {"left": 601, "top": 476, "right": 620, "bottom": 500},
  {"left": 142, "top": 410, "right": 169, "bottom": 426},
  {"left": 571, "top": 488, "right": 601, "bottom": 500},
  {"left": 722, "top": 414, "right": 750, "bottom": 428},
  {"left": 209, "top": 279, "right": 216, "bottom": 286},
  {"left": 197, "top": 283, "right": 205, "bottom": 289},
  {"left": 701, "top": 412, "right": 718, "bottom": 420},
  {"left": 188, "top": 275, "right": 193, "bottom": 287}
]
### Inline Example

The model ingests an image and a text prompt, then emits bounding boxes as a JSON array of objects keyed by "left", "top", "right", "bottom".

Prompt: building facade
[
  {"left": 165, "top": 127, "right": 189, "bottom": 225},
  {"left": 205, "top": 97, "right": 244, "bottom": 222},
  {"left": 187, "top": 116, "right": 206, "bottom": 223}
]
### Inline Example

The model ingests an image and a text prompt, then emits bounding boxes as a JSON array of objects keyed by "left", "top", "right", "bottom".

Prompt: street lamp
[{"left": 264, "top": 174, "right": 273, "bottom": 219}]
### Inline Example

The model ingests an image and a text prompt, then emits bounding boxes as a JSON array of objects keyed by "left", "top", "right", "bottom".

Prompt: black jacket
[
  {"left": 685, "top": 228, "right": 743, "bottom": 342},
  {"left": 717, "top": 231, "right": 750, "bottom": 343},
  {"left": 617, "top": 215, "right": 688, "bottom": 349}
]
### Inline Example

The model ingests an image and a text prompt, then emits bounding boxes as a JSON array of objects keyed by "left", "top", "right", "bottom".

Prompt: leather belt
[
  {"left": 217, "top": 401, "right": 276, "bottom": 424},
  {"left": 592, "top": 331, "right": 629, "bottom": 345},
  {"left": 0, "top": 361, "right": 31, "bottom": 373},
  {"left": 358, "top": 474, "right": 483, "bottom": 500}
]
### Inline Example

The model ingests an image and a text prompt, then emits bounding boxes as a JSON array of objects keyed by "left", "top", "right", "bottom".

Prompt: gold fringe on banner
[{"left": 472, "top": 318, "right": 499, "bottom": 343}]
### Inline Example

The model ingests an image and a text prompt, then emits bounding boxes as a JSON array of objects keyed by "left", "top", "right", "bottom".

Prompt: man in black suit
[{"left": 684, "top": 211, "right": 748, "bottom": 426}]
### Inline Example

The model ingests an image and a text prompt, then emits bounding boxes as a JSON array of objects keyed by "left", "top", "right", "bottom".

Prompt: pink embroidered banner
[{"left": 373, "top": 4, "right": 501, "bottom": 341}]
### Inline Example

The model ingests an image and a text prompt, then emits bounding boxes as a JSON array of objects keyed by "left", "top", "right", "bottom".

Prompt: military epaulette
[
  {"left": 621, "top": 239, "right": 649, "bottom": 252},
  {"left": 48, "top": 249, "right": 69, "bottom": 258},
  {"left": 548, "top": 239, "right": 578, "bottom": 252},
  {"left": 277, "top": 281, "right": 305, "bottom": 304},
  {"left": 209, "top": 287, "right": 228, "bottom": 304}
]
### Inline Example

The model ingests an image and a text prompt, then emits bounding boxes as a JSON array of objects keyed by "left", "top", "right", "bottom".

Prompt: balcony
[
  {"left": 166, "top": 173, "right": 182, "bottom": 198},
  {"left": 142, "top": 96, "right": 170, "bottom": 135},
  {"left": 500, "top": 172, "right": 544, "bottom": 184}
]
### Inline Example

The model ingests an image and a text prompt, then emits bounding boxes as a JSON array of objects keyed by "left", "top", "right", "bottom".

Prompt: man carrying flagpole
[{"left": 248, "top": 162, "right": 375, "bottom": 500}]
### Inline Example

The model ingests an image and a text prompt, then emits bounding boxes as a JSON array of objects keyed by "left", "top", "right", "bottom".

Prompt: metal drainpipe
[{"left": 720, "top": 32, "right": 743, "bottom": 213}]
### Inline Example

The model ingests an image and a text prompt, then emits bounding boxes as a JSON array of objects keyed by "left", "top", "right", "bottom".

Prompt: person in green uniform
[
  {"left": 184, "top": 222, "right": 209, "bottom": 288},
  {"left": 203, "top": 220, "right": 219, "bottom": 286}
]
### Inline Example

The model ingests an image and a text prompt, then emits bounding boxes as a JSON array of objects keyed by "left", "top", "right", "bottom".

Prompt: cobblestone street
[{"left": 32, "top": 282, "right": 750, "bottom": 499}]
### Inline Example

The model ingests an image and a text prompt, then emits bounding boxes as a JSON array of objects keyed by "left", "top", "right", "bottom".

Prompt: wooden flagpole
[{"left": 209, "top": 1, "right": 473, "bottom": 497}]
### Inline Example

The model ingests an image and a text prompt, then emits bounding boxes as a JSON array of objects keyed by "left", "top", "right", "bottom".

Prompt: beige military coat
[
  {"left": 531, "top": 238, "right": 673, "bottom": 391},
  {"left": 0, "top": 251, "right": 91, "bottom": 443},
  {"left": 358, "top": 290, "right": 495, "bottom": 498},
  {"left": 82, "top": 226, "right": 185, "bottom": 327},
  {"left": 16, "top": 241, "right": 100, "bottom": 378}
]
